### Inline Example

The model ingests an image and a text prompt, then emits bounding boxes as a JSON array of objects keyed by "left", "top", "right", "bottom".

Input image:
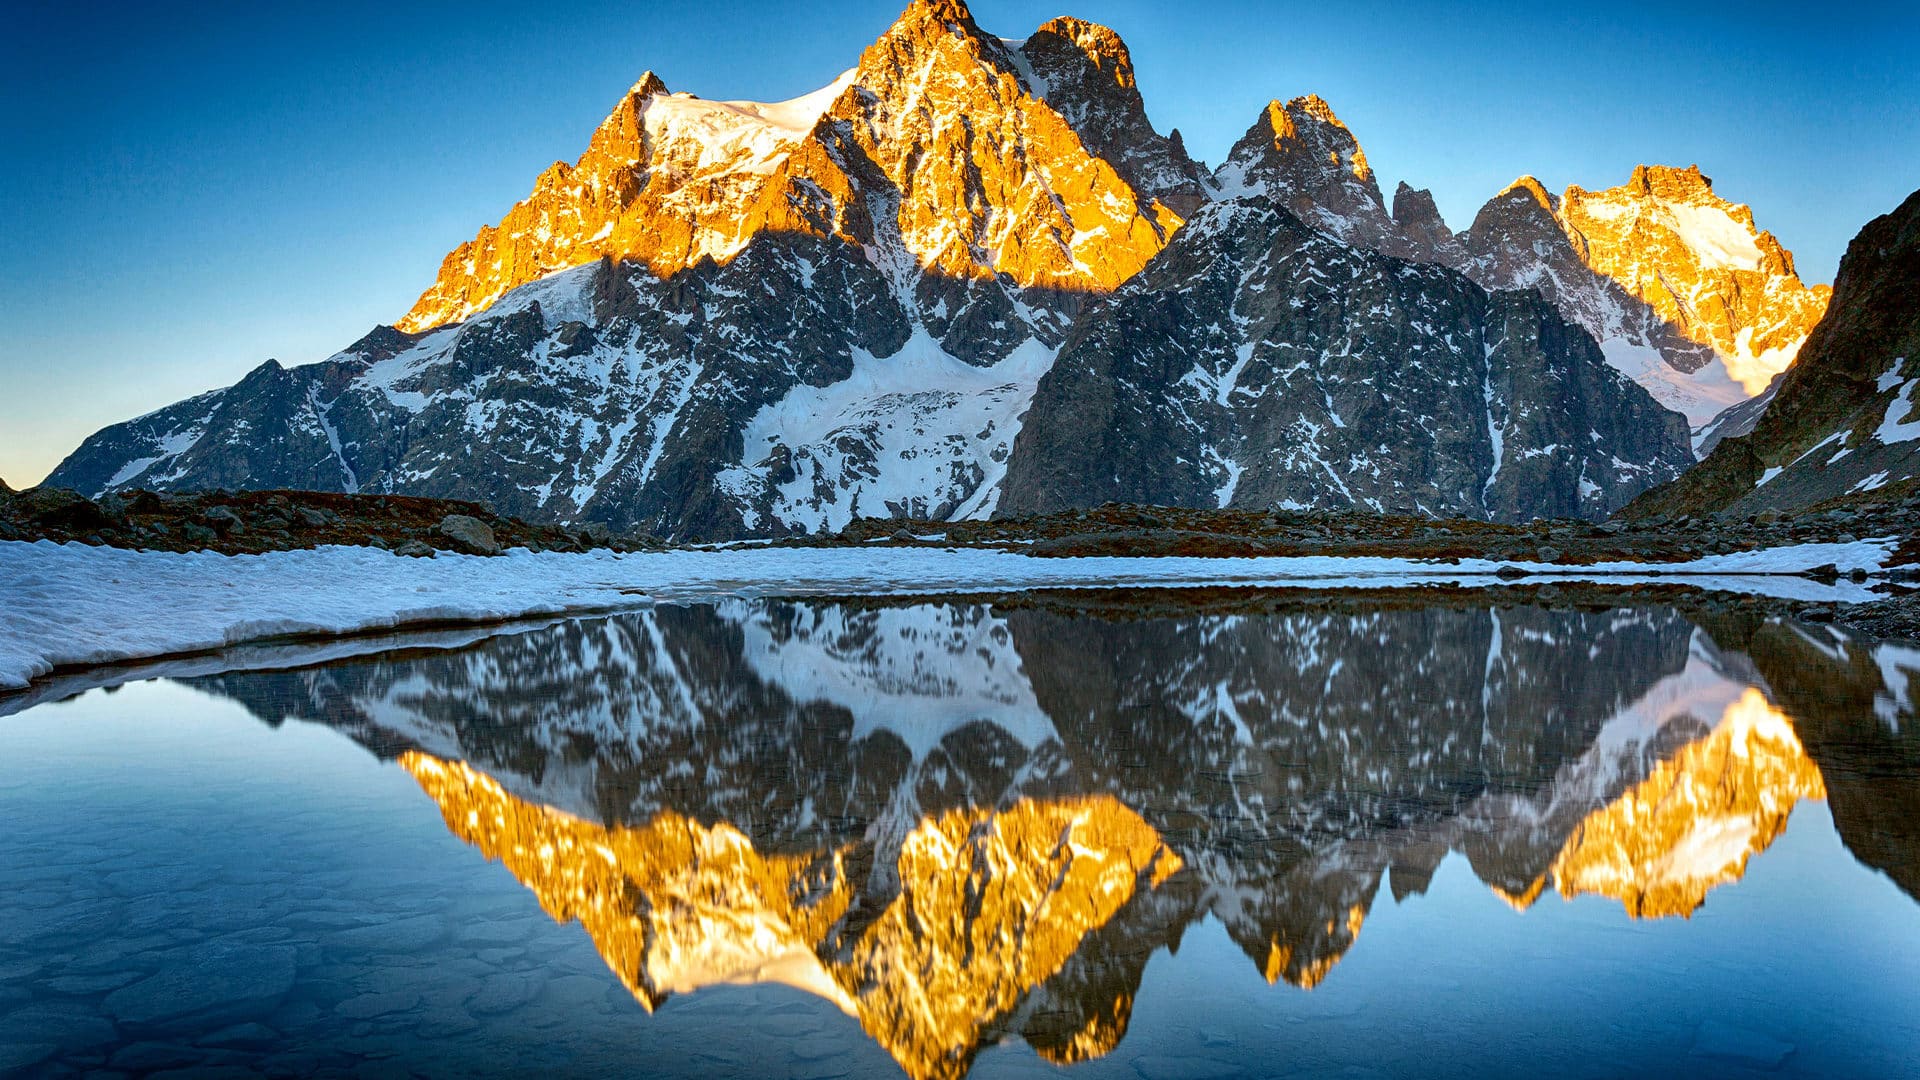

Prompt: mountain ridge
[{"left": 43, "top": 0, "right": 1836, "bottom": 536}]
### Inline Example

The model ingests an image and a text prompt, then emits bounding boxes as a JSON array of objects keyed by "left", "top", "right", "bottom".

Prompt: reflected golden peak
[
  {"left": 1492, "top": 875, "right": 1550, "bottom": 913},
  {"left": 1548, "top": 690, "right": 1826, "bottom": 919},
  {"left": 1260, "top": 902, "right": 1367, "bottom": 989},
  {"left": 1031, "top": 993, "right": 1132, "bottom": 1065},
  {"left": 402, "top": 752, "right": 1178, "bottom": 1080},
  {"left": 402, "top": 752, "right": 858, "bottom": 1012},
  {"left": 857, "top": 796, "right": 1179, "bottom": 1079}
]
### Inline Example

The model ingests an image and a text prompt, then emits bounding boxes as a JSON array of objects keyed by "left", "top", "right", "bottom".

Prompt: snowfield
[{"left": 0, "top": 537, "right": 1900, "bottom": 695}]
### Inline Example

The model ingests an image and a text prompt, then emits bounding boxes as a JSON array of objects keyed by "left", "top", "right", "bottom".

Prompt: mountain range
[{"left": 45, "top": 0, "right": 1853, "bottom": 538}]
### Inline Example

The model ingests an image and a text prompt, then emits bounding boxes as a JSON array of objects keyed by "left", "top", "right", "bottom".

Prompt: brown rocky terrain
[
  {"left": 808, "top": 499, "right": 1920, "bottom": 569},
  {"left": 12, "top": 478, "right": 1915, "bottom": 572},
  {"left": 0, "top": 481, "right": 661, "bottom": 556}
]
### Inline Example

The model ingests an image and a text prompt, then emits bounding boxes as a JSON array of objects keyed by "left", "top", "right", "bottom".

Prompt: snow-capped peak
[{"left": 639, "top": 68, "right": 858, "bottom": 175}]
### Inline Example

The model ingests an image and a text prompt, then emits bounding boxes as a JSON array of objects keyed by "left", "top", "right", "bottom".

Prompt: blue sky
[{"left": 3, "top": 0, "right": 1915, "bottom": 487}]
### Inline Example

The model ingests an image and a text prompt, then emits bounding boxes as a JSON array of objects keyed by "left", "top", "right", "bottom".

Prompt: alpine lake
[{"left": 3, "top": 590, "right": 1917, "bottom": 1079}]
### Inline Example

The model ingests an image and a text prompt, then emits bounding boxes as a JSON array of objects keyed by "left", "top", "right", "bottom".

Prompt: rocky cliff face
[
  {"left": 183, "top": 593, "right": 1903, "bottom": 1075},
  {"left": 998, "top": 163, "right": 1694, "bottom": 521},
  {"left": 1621, "top": 188, "right": 1920, "bottom": 518},
  {"left": 53, "top": 247, "right": 933, "bottom": 536},
  {"left": 47, "top": 0, "right": 1201, "bottom": 537},
  {"left": 1562, "top": 166, "right": 1831, "bottom": 389},
  {"left": 46, "top": 0, "right": 1834, "bottom": 532}
]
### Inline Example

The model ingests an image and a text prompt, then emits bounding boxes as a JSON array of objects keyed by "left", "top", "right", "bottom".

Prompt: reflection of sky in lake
[{"left": 2, "top": 599, "right": 1918, "bottom": 1080}]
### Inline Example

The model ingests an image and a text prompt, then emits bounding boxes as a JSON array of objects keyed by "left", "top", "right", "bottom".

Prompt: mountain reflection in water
[{"left": 187, "top": 596, "right": 1920, "bottom": 1080}]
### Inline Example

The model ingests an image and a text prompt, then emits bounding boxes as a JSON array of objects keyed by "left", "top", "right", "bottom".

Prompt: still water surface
[{"left": 2, "top": 595, "right": 1917, "bottom": 1078}]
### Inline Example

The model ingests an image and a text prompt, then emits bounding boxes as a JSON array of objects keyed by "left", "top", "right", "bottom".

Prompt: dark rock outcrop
[
  {"left": 1391, "top": 181, "right": 1465, "bottom": 265},
  {"left": 1213, "top": 96, "right": 1410, "bottom": 258}
]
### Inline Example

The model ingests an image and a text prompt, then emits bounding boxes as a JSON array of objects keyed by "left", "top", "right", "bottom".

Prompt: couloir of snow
[
  {"left": 0, "top": 537, "right": 1901, "bottom": 695},
  {"left": 1599, "top": 338, "right": 1751, "bottom": 435}
]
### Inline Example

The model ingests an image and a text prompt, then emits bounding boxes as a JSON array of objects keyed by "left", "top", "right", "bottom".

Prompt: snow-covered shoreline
[{"left": 0, "top": 537, "right": 1899, "bottom": 695}]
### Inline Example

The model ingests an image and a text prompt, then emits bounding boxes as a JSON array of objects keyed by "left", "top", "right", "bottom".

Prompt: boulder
[
  {"left": 199, "top": 506, "right": 244, "bottom": 533},
  {"left": 436, "top": 514, "right": 499, "bottom": 555},
  {"left": 21, "top": 488, "right": 115, "bottom": 532},
  {"left": 297, "top": 506, "right": 340, "bottom": 528}
]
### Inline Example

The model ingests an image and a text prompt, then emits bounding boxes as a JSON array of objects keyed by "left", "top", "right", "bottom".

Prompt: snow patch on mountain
[
  {"left": 1662, "top": 202, "right": 1768, "bottom": 273},
  {"left": 998, "top": 38, "right": 1048, "bottom": 99},
  {"left": 1875, "top": 360, "right": 1920, "bottom": 446},
  {"left": 641, "top": 69, "right": 858, "bottom": 177},
  {"left": 480, "top": 262, "right": 601, "bottom": 327},
  {"left": 0, "top": 538, "right": 1901, "bottom": 695},
  {"left": 357, "top": 327, "right": 461, "bottom": 413},
  {"left": 719, "top": 330, "right": 1057, "bottom": 533},
  {"left": 1598, "top": 338, "right": 1749, "bottom": 438}
]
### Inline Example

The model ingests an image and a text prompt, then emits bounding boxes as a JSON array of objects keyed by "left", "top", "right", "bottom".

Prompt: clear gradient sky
[{"left": 3, "top": 0, "right": 1915, "bottom": 487}]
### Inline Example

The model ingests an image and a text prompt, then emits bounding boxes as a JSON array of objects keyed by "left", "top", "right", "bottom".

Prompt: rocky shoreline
[
  {"left": 818, "top": 500, "right": 1920, "bottom": 567},
  {"left": 0, "top": 483, "right": 664, "bottom": 557}
]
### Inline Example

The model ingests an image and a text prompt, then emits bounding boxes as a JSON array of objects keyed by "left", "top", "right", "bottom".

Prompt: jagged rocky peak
[
  {"left": 1438, "top": 162, "right": 1833, "bottom": 436},
  {"left": 1016, "top": 16, "right": 1209, "bottom": 215},
  {"left": 45, "top": 0, "right": 1845, "bottom": 536},
  {"left": 397, "top": 61, "right": 860, "bottom": 332},
  {"left": 1459, "top": 176, "right": 1570, "bottom": 281},
  {"left": 1559, "top": 162, "right": 1831, "bottom": 395},
  {"left": 829, "top": 0, "right": 1177, "bottom": 297},
  {"left": 998, "top": 195, "right": 1694, "bottom": 522},
  {"left": 1231, "top": 95, "right": 1375, "bottom": 187},
  {"left": 601, "top": 70, "right": 671, "bottom": 139},
  {"left": 1498, "top": 174, "right": 1557, "bottom": 213},
  {"left": 1216, "top": 95, "right": 1411, "bottom": 257},
  {"left": 1469, "top": 176, "right": 1557, "bottom": 235},
  {"left": 1390, "top": 181, "right": 1463, "bottom": 262}
]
